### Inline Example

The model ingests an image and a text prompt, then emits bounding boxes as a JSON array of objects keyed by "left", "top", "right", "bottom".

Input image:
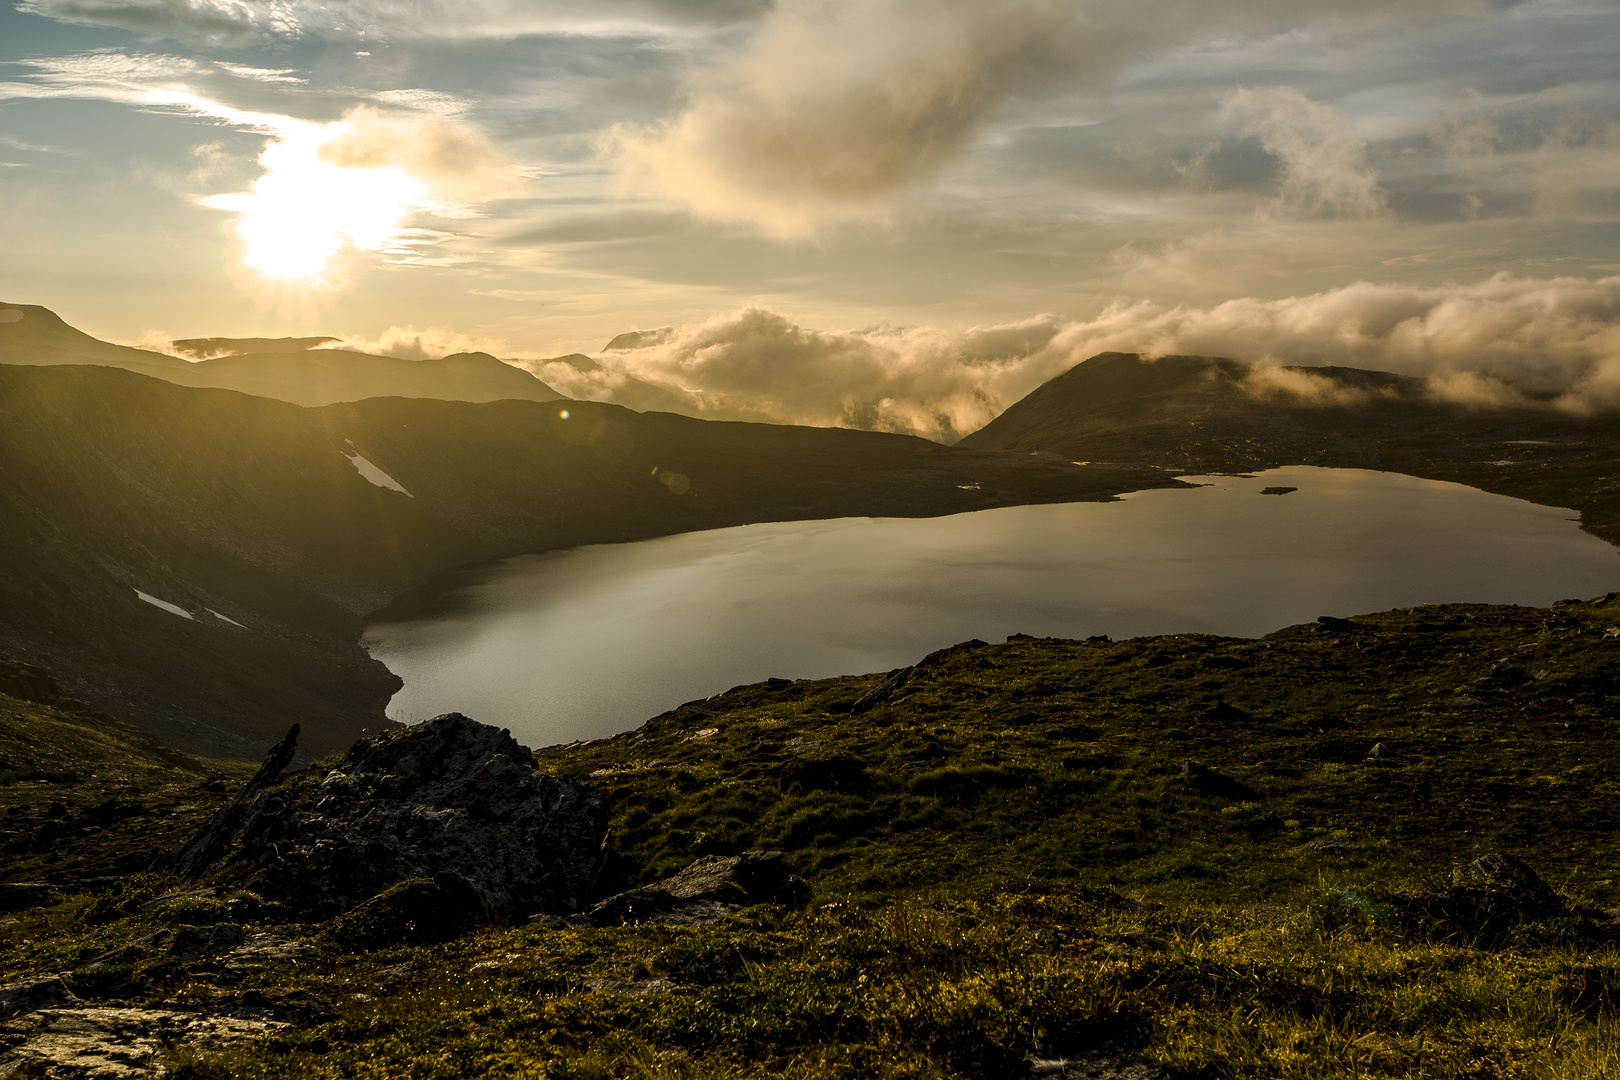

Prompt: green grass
[{"left": 2, "top": 598, "right": 1618, "bottom": 1077}]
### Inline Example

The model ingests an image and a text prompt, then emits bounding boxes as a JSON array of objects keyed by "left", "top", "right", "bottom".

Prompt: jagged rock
[
  {"left": 1452, "top": 852, "right": 1558, "bottom": 905},
  {"left": 0, "top": 977, "right": 79, "bottom": 1018},
  {"left": 0, "top": 1006, "right": 283, "bottom": 1078},
  {"left": 573, "top": 852, "right": 807, "bottom": 927},
  {"left": 849, "top": 639, "right": 990, "bottom": 713},
  {"left": 849, "top": 667, "right": 915, "bottom": 713},
  {"left": 154, "top": 725, "right": 303, "bottom": 881},
  {"left": 154, "top": 713, "right": 605, "bottom": 921}
]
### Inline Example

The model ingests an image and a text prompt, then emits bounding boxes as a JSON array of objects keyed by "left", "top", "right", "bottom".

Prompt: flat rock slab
[
  {"left": 573, "top": 851, "right": 807, "bottom": 927},
  {"left": 0, "top": 1006, "right": 282, "bottom": 1079}
]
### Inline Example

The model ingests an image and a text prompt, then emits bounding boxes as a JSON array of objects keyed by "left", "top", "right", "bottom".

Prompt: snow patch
[
  {"left": 208, "top": 608, "right": 246, "bottom": 628},
  {"left": 342, "top": 447, "right": 412, "bottom": 496},
  {"left": 135, "top": 590, "right": 195, "bottom": 620}
]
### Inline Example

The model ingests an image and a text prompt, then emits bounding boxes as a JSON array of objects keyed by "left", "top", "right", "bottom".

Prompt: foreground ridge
[{"left": 0, "top": 597, "right": 1616, "bottom": 1077}]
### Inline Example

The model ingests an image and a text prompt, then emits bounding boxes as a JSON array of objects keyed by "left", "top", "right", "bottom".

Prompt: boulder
[
  {"left": 155, "top": 713, "right": 606, "bottom": 921},
  {"left": 0, "top": 976, "right": 79, "bottom": 1017},
  {"left": 572, "top": 851, "right": 807, "bottom": 927},
  {"left": 1452, "top": 852, "right": 1558, "bottom": 906}
]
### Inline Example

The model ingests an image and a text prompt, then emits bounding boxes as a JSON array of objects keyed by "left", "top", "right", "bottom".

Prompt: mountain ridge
[
  {"left": 0, "top": 303, "right": 563, "bottom": 408},
  {"left": 962, "top": 350, "right": 1620, "bottom": 548},
  {"left": 0, "top": 361, "right": 1166, "bottom": 758}
]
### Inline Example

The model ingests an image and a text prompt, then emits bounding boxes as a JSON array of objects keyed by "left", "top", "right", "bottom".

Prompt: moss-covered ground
[{"left": 2, "top": 597, "right": 1618, "bottom": 1078}]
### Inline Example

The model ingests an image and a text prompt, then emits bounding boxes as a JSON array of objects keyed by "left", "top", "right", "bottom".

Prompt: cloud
[
  {"left": 563, "top": 274, "right": 1620, "bottom": 439},
  {"left": 605, "top": 0, "right": 1145, "bottom": 237},
  {"left": 597, "top": 307, "right": 1068, "bottom": 440},
  {"left": 18, "top": 0, "right": 270, "bottom": 46},
  {"left": 1219, "top": 87, "right": 1386, "bottom": 218},
  {"left": 605, "top": 0, "right": 1487, "bottom": 236},
  {"left": 328, "top": 323, "right": 513, "bottom": 361},
  {"left": 17, "top": 0, "right": 768, "bottom": 45},
  {"left": 316, "top": 104, "right": 517, "bottom": 203},
  {"left": 0, "top": 51, "right": 307, "bottom": 129},
  {"left": 1040, "top": 273, "right": 1620, "bottom": 413},
  {"left": 194, "top": 104, "right": 521, "bottom": 312},
  {"left": 1240, "top": 365, "right": 1395, "bottom": 407}
]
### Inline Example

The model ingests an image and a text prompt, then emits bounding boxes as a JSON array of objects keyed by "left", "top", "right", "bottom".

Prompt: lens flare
[{"left": 202, "top": 119, "right": 430, "bottom": 288}]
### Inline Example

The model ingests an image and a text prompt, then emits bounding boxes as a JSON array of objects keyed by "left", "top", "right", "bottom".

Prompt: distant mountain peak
[
  {"left": 603, "top": 327, "right": 673, "bottom": 352},
  {"left": 171, "top": 336, "right": 344, "bottom": 360}
]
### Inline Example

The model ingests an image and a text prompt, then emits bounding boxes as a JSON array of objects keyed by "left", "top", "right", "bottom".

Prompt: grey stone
[
  {"left": 154, "top": 713, "right": 606, "bottom": 921},
  {"left": 1452, "top": 852, "right": 1558, "bottom": 905},
  {"left": 0, "top": 977, "right": 79, "bottom": 1018},
  {"left": 574, "top": 852, "right": 807, "bottom": 927},
  {"left": 850, "top": 639, "right": 989, "bottom": 712},
  {"left": 222, "top": 935, "right": 318, "bottom": 976},
  {"left": 1028, "top": 1054, "right": 1165, "bottom": 1078},
  {"left": 0, "top": 1006, "right": 282, "bottom": 1079},
  {"left": 581, "top": 977, "right": 677, "bottom": 997}
]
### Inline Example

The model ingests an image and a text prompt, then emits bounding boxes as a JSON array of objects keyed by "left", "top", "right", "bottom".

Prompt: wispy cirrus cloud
[{"left": 16, "top": 0, "right": 767, "bottom": 46}]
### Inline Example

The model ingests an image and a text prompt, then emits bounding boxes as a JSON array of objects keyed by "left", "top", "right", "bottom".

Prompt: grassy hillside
[
  {"left": 1, "top": 598, "right": 1615, "bottom": 1079},
  {"left": 960, "top": 352, "right": 1620, "bottom": 547},
  {"left": 0, "top": 363, "right": 1172, "bottom": 758}
]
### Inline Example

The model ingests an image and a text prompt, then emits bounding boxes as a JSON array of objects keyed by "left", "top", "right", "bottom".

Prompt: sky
[{"left": 1, "top": 0, "right": 1618, "bottom": 439}]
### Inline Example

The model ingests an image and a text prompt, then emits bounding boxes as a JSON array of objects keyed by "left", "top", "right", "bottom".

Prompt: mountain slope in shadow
[
  {"left": 0, "top": 303, "right": 561, "bottom": 408},
  {"left": 961, "top": 351, "right": 1620, "bottom": 548},
  {"left": 0, "top": 362, "right": 1169, "bottom": 759}
]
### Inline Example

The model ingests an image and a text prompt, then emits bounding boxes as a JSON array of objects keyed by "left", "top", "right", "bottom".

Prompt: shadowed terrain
[
  {"left": 0, "top": 361, "right": 1170, "bottom": 759},
  {"left": 961, "top": 352, "right": 1620, "bottom": 547},
  {"left": 0, "top": 597, "right": 1615, "bottom": 1078},
  {"left": 0, "top": 304, "right": 563, "bottom": 409}
]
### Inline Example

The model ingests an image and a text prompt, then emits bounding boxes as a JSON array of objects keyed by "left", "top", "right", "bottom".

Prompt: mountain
[
  {"left": 0, "top": 361, "right": 1171, "bottom": 759},
  {"left": 505, "top": 352, "right": 697, "bottom": 415},
  {"left": 169, "top": 336, "right": 343, "bottom": 358},
  {"left": 961, "top": 351, "right": 1620, "bottom": 547},
  {"left": 0, "top": 303, "right": 561, "bottom": 408}
]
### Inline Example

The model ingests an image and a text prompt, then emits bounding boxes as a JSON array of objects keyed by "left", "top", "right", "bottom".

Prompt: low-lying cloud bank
[{"left": 537, "top": 273, "right": 1620, "bottom": 441}]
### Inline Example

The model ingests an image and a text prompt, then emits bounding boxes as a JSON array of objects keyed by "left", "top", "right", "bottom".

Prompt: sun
[{"left": 202, "top": 119, "right": 430, "bottom": 287}]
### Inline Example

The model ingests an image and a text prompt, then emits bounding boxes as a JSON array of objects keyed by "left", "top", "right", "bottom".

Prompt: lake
[{"left": 362, "top": 467, "right": 1620, "bottom": 747}]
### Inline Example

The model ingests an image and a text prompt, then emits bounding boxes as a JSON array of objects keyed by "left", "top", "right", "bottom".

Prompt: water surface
[{"left": 363, "top": 467, "right": 1620, "bottom": 747}]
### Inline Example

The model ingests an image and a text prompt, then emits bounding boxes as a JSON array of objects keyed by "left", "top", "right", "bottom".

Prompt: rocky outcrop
[
  {"left": 0, "top": 1005, "right": 282, "bottom": 1079},
  {"left": 849, "top": 640, "right": 990, "bottom": 714},
  {"left": 156, "top": 713, "right": 606, "bottom": 921},
  {"left": 571, "top": 852, "right": 807, "bottom": 927}
]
